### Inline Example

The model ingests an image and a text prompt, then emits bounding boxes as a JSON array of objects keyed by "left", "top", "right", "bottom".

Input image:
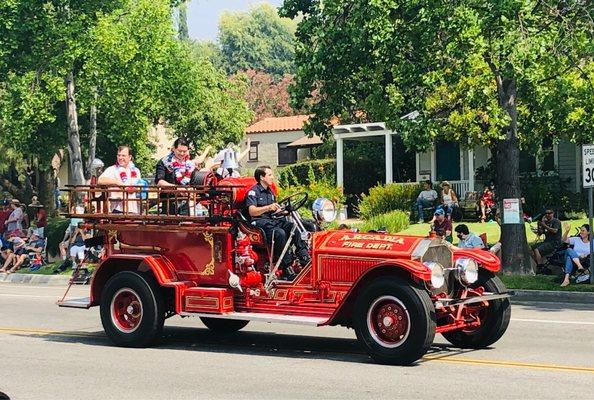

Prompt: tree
[
  {"left": 0, "top": 0, "right": 252, "bottom": 211},
  {"left": 219, "top": 3, "right": 297, "bottom": 77},
  {"left": 282, "top": 0, "right": 594, "bottom": 274},
  {"left": 230, "top": 69, "right": 297, "bottom": 122}
]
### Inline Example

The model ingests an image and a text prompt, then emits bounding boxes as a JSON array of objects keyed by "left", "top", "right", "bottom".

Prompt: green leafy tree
[
  {"left": 0, "top": 0, "right": 252, "bottom": 194},
  {"left": 282, "top": 0, "right": 594, "bottom": 274},
  {"left": 219, "top": 3, "right": 297, "bottom": 77}
]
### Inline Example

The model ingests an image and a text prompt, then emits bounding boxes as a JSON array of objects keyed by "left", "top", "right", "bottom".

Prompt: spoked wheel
[
  {"left": 200, "top": 317, "right": 249, "bottom": 334},
  {"left": 100, "top": 271, "right": 165, "bottom": 347},
  {"left": 354, "top": 277, "right": 436, "bottom": 365},
  {"left": 442, "top": 271, "right": 511, "bottom": 348}
]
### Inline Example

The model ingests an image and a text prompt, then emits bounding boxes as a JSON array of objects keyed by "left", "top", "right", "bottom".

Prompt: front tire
[
  {"left": 200, "top": 317, "right": 249, "bottom": 333},
  {"left": 442, "top": 271, "right": 511, "bottom": 348},
  {"left": 354, "top": 277, "right": 436, "bottom": 365},
  {"left": 100, "top": 271, "right": 165, "bottom": 347}
]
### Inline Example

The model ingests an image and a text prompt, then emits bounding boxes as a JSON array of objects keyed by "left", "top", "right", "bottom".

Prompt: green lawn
[
  {"left": 398, "top": 218, "right": 590, "bottom": 245},
  {"left": 499, "top": 274, "right": 594, "bottom": 292}
]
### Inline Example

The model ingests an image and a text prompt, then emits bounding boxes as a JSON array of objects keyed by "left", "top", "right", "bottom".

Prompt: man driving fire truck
[{"left": 246, "top": 165, "right": 311, "bottom": 280}]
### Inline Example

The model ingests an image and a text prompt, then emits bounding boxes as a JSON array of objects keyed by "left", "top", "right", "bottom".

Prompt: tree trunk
[
  {"left": 495, "top": 77, "right": 533, "bottom": 274},
  {"left": 177, "top": 2, "right": 189, "bottom": 40},
  {"left": 65, "top": 71, "right": 85, "bottom": 186},
  {"left": 86, "top": 89, "right": 97, "bottom": 180},
  {"left": 38, "top": 167, "right": 56, "bottom": 216}
]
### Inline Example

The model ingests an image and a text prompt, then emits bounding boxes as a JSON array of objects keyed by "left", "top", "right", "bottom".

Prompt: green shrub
[
  {"left": 358, "top": 210, "right": 410, "bottom": 234},
  {"left": 277, "top": 159, "right": 336, "bottom": 187},
  {"left": 278, "top": 163, "right": 345, "bottom": 218},
  {"left": 45, "top": 217, "right": 69, "bottom": 257},
  {"left": 357, "top": 183, "right": 424, "bottom": 219},
  {"left": 519, "top": 174, "right": 586, "bottom": 217}
]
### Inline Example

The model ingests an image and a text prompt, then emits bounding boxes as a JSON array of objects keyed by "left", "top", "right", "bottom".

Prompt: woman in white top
[
  {"left": 560, "top": 223, "right": 591, "bottom": 287},
  {"left": 440, "top": 181, "right": 459, "bottom": 218}
]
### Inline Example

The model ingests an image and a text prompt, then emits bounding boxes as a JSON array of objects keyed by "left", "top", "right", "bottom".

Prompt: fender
[
  {"left": 90, "top": 254, "right": 194, "bottom": 313},
  {"left": 453, "top": 249, "right": 501, "bottom": 272},
  {"left": 323, "top": 260, "right": 431, "bottom": 326}
]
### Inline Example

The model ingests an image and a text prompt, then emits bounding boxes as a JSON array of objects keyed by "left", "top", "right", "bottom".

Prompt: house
[
  {"left": 333, "top": 122, "right": 583, "bottom": 196},
  {"left": 244, "top": 115, "right": 322, "bottom": 169}
]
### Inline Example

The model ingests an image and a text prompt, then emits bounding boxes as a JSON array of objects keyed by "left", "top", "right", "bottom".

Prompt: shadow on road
[{"left": 11, "top": 325, "right": 484, "bottom": 366}]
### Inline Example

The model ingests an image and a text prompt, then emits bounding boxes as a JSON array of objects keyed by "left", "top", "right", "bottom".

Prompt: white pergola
[
  {"left": 332, "top": 122, "right": 396, "bottom": 187},
  {"left": 332, "top": 117, "right": 476, "bottom": 196}
]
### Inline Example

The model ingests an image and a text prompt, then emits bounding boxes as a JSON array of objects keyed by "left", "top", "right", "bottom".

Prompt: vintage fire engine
[{"left": 58, "top": 176, "right": 511, "bottom": 365}]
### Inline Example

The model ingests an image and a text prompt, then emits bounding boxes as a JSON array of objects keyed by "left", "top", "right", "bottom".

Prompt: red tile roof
[{"left": 245, "top": 115, "right": 309, "bottom": 134}]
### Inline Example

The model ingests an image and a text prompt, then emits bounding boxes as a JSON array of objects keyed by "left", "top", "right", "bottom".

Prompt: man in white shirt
[
  {"left": 97, "top": 145, "right": 142, "bottom": 213},
  {"left": 415, "top": 180, "right": 438, "bottom": 223}
]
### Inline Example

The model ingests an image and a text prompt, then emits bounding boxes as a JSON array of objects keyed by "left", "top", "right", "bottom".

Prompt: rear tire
[
  {"left": 442, "top": 271, "right": 511, "bottom": 348},
  {"left": 200, "top": 317, "right": 249, "bottom": 333},
  {"left": 353, "top": 276, "right": 436, "bottom": 365},
  {"left": 100, "top": 271, "right": 165, "bottom": 347}
]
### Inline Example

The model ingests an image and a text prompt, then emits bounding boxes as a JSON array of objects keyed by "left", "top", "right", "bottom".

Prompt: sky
[{"left": 187, "top": 0, "right": 285, "bottom": 42}]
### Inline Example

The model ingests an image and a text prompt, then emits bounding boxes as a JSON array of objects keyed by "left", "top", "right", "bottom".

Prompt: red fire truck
[{"left": 58, "top": 176, "right": 511, "bottom": 365}]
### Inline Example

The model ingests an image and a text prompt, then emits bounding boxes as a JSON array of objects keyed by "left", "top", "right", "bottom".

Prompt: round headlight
[
  {"left": 312, "top": 198, "right": 337, "bottom": 223},
  {"left": 423, "top": 261, "right": 445, "bottom": 289},
  {"left": 455, "top": 258, "right": 479, "bottom": 285}
]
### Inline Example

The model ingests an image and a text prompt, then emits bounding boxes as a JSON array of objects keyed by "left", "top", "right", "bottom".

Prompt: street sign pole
[
  {"left": 581, "top": 144, "right": 594, "bottom": 284},
  {"left": 588, "top": 188, "right": 594, "bottom": 285}
]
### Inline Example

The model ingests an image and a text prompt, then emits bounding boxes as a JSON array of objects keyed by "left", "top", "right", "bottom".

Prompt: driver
[{"left": 246, "top": 166, "right": 311, "bottom": 280}]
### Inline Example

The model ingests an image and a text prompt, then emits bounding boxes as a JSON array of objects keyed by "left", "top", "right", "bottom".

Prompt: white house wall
[{"left": 244, "top": 130, "right": 309, "bottom": 170}]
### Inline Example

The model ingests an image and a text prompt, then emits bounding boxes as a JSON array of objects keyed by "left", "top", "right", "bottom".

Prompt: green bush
[
  {"left": 357, "top": 183, "right": 424, "bottom": 219},
  {"left": 519, "top": 174, "right": 585, "bottom": 217},
  {"left": 277, "top": 159, "right": 336, "bottom": 187},
  {"left": 278, "top": 164, "right": 345, "bottom": 218},
  {"left": 358, "top": 210, "right": 410, "bottom": 234},
  {"left": 45, "top": 217, "right": 69, "bottom": 257}
]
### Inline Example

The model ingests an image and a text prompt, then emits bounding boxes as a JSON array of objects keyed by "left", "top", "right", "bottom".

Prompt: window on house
[
  {"left": 248, "top": 141, "right": 259, "bottom": 161},
  {"left": 278, "top": 142, "right": 297, "bottom": 165},
  {"left": 519, "top": 150, "right": 537, "bottom": 173}
]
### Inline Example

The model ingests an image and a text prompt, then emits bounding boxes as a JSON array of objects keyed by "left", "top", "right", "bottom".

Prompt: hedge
[{"left": 357, "top": 183, "right": 424, "bottom": 219}]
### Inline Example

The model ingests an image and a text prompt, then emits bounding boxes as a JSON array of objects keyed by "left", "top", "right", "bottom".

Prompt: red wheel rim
[
  {"left": 367, "top": 295, "right": 410, "bottom": 348},
  {"left": 110, "top": 288, "right": 143, "bottom": 333}
]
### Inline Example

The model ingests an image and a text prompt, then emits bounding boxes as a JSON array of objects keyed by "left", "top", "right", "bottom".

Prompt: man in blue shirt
[
  {"left": 454, "top": 224, "right": 485, "bottom": 249},
  {"left": 246, "top": 166, "right": 310, "bottom": 280}
]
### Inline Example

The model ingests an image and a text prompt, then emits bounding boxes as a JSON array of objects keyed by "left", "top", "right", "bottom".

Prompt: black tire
[
  {"left": 353, "top": 276, "right": 436, "bottom": 366},
  {"left": 100, "top": 271, "right": 165, "bottom": 347},
  {"left": 200, "top": 317, "right": 249, "bottom": 333},
  {"left": 442, "top": 271, "right": 511, "bottom": 349}
]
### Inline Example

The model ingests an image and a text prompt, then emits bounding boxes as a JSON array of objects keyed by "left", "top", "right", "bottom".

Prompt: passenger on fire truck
[{"left": 246, "top": 166, "right": 311, "bottom": 280}]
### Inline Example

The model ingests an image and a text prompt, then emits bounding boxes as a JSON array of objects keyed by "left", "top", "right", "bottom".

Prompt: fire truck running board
[
  {"left": 57, "top": 297, "right": 92, "bottom": 309},
  {"left": 181, "top": 311, "right": 329, "bottom": 326}
]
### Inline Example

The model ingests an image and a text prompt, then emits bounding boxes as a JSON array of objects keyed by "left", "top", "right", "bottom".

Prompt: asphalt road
[{"left": 0, "top": 283, "right": 593, "bottom": 400}]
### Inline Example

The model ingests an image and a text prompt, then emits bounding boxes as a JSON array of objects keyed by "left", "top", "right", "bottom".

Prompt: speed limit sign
[{"left": 583, "top": 144, "right": 594, "bottom": 188}]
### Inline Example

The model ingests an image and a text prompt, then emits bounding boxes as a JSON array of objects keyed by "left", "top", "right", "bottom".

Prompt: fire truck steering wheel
[{"left": 272, "top": 192, "right": 308, "bottom": 218}]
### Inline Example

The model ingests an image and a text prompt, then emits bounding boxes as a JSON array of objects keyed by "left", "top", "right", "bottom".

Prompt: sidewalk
[
  {"left": 0, "top": 272, "right": 70, "bottom": 286},
  {"left": 1, "top": 272, "right": 592, "bottom": 304}
]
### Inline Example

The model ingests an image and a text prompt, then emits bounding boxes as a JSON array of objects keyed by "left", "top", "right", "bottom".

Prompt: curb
[
  {"left": 512, "top": 289, "right": 594, "bottom": 304},
  {"left": 0, "top": 272, "right": 70, "bottom": 286}
]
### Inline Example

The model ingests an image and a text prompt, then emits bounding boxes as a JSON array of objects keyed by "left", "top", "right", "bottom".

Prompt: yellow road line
[
  {"left": 422, "top": 354, "right": 594, "bottom": 373},
  {"left": 1, "top": 327, "right": 593, "bottom": 374}
]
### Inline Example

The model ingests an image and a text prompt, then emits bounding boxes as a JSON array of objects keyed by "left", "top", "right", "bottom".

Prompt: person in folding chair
[
  {"left": 559, "top": 222, "right": 592, "bottom": 287},
  {"left": 531, "top": 208, "right": 563, "bottom": 275},
  {"left": 246, "top": 166, "right": 311, "bottom": 281}
]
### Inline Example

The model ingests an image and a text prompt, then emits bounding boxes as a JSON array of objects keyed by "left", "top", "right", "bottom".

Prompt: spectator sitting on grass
[
  {"left": 531, "top": 208, "right": 562, "bottom": 275},
  {"left": 559, "top": 222, "right": 591, "bottom": 287},
  {"left": 0, "top": 236, "right": 27, "bottom": 273},
  {"left": 414, "top": 180, "right": 438, "bottom": 223},
  {"left": 454, "top": 224, "right": 485, "bottom": 249}
]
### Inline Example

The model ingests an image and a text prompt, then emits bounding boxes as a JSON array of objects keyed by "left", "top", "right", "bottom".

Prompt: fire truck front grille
[{"left": 419, "top": 240, "right": 454, "bottom": 295}]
